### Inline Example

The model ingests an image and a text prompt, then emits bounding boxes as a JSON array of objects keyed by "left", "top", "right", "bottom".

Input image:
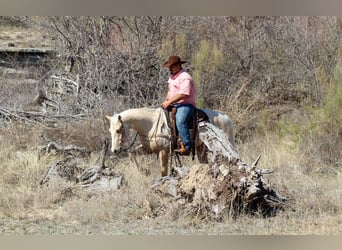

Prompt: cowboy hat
[{"left": 162, "top": 55, "right": 187, "bottom": 67}]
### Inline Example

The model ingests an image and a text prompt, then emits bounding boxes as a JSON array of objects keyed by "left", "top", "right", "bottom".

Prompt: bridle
[{"left": 115, "top": 121, "right": 139, "bottom": 152}]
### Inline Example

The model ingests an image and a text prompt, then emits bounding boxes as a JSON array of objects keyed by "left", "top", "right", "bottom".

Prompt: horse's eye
[{"left": 116, "top": 129, "right": 121, "bottom": 133}]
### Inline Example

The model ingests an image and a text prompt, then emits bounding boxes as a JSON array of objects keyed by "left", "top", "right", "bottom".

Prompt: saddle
[{"left": 165, "top": 106, "right": 209, "bottom": 159}]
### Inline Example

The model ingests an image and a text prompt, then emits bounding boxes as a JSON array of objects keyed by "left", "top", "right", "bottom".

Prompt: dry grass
[{"left": 1, "top": 125, "right": 342, "bottom": 235}]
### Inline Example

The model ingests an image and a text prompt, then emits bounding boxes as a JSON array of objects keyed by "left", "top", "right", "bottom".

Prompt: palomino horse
[{"left": 106, "top": 107, "right": 235, "bottom": 176}]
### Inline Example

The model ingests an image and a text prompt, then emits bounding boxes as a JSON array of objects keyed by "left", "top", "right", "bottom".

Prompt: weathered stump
[{"left": 150, "top": 122, "right": 287, "bottom": 220}]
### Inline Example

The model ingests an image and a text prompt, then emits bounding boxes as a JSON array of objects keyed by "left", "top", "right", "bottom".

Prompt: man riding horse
[
  {"left": 106, "top": 55, "right": 235, "bottom": 177},
  {"left": 160, "top": 55, "right": 196, "bottom": 156}
]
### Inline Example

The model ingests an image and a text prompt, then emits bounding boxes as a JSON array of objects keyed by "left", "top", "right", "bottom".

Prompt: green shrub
[
  {"left": 256, "top": 108, "right": 272, "bottom": 137},
  {"left": 310, "top": 48, "right": 342, "bottom": 137},
  {"left": 276, "top": 116, "right": 303, "bottom": 151},
  {"left": 191, "top": 40, "right": 225, "bottom": 108},
  {"left": 297, "top": 47, "right": 342, "bottom": 164}
]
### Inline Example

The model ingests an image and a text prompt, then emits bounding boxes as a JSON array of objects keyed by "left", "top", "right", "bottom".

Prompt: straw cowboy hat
[{"left": 162, "top": 55, "right": 187, "bottom": 67}]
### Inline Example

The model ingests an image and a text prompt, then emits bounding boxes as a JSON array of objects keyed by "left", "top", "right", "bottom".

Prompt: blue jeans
[{"left": 174, "top": 104, "right": 196, "bottom": 150}]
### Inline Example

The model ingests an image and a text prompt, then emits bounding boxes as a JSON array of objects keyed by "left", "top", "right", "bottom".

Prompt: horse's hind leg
[{"left": 159, "top": 150, "right": 169, "bottom": 177}]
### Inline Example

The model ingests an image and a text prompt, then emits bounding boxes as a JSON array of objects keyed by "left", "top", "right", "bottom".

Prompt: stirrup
[{"left": 174, "top": 148, "right": 191, "bottom": 156}]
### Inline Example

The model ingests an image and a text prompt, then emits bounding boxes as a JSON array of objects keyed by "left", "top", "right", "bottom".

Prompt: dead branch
[
  {"left": 0, "top": 105, "right": 88, "bottom": 128},
  {"left": 40, "top": 138, "right": 123, "bottom": 192},
  {"left": 0, "top": 106, "right": 41, "bottom": 125},
  {"left": 38, "top": 135, "right": 91, "bottom": 157}
]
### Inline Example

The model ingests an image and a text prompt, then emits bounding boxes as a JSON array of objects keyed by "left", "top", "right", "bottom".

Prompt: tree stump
[{"left": 150, "top": 122, "right": 287, "bottom": 220}]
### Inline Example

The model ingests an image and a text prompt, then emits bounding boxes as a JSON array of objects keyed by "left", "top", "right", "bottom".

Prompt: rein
[{"left": 121, "top": 131, "right": 138, "bottom": 152}]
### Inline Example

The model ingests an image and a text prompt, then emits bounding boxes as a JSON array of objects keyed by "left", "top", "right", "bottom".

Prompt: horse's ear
[{"left": 105, "top": 115, "right": 112, "bottom": 121}]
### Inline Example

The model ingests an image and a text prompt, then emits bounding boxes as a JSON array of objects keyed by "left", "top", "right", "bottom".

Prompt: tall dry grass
[{"left": 234, "top": 128, "right": 342, "bottom": 234}]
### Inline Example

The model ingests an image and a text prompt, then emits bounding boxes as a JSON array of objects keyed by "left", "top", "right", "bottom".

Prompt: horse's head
[{"left": 106, "top": 114, "right": 127, "bottom": 153}]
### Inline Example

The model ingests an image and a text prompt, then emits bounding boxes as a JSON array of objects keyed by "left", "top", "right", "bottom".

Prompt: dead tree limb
[
  {"left": 40, "top": 138, "right": 123, "bottom": 191},
  {"left": 38, "top": 135, "right": 91, "bottom": 158}
]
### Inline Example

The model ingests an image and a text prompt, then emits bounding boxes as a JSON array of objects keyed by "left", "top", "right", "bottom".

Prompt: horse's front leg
[
  {"left": 159, "top": 149, "right": 169, "bottom": 177},
  {"left": 128, "top": 144, "right": 151, "bottom": 175}
]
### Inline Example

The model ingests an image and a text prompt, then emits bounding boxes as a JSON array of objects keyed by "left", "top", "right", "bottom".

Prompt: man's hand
[
  {"left": 161, "top": 100, "right": 172, "bottom": 109},
  {"left": 161, "top": 93, "right": 187, "bottom": 109}
]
